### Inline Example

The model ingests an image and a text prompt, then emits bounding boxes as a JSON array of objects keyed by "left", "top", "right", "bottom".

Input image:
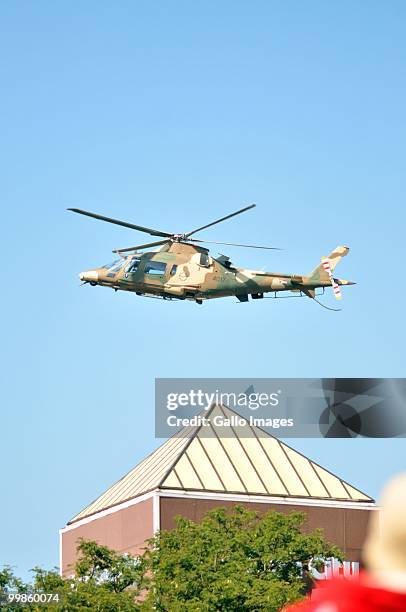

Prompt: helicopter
[{"left": 68, "top": 204, "right": 354, "bottom": 308}]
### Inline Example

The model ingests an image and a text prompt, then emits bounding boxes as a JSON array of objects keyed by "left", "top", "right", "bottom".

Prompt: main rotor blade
[
  {"left": 67, "top": 208, "right": 173, "bottom": 238},
  {"left": 185, "top": 204, "right": 256, "bottom": 238},
  {"left": 190, "top": 239, "right": 281, "bottom": 250},
  {"left": 113, "top": 239, "right": 170, "bottom": 253}
]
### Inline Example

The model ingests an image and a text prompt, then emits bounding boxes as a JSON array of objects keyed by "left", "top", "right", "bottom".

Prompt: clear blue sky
[{"left": 1, "top": 1, "right": 405, "bottom": 579}]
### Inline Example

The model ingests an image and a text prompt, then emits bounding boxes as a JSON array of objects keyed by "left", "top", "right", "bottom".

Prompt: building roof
[{"left": 69, "top": 404, "right": 373, "bottom": 524}]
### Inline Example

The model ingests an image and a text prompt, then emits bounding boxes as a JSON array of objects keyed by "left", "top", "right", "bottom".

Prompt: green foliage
[
  {"left": 0, "top": 565, "right": 29, "bottom": 592},
  {"left": 0, "top": 506, "right": 342, "bottom": 611},
  {"left": 142, "top": 506, "right": 342, "bottom": 611},
  {"left": 0, "top": 540, "right": 144, "bottom": 611},
  {"left": 74, "top": 539, "right": 145, "bottom": 594}
]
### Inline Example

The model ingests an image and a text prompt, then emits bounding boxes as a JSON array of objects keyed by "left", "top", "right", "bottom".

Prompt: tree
[
  {"left": 0, "top": 565, "right": 29, "bottom": 593},
  {"left": 142, "top": 506, "right": 342, "bottom": 611},
  {"left": 0, "top": 506, "right": 342, "bottom": 611},
  {"left": 0, "top": 540, "right": 144, "bottom": 611}
]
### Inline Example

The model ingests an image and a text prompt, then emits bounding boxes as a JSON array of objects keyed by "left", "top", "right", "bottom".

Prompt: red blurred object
[{"left": 285, "top": 575, "right": 406, "bottom": 611}]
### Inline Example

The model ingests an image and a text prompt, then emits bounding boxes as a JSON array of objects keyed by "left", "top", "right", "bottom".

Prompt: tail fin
[{"left": 308, "top": 246, "right": 350, "bottom": 284}]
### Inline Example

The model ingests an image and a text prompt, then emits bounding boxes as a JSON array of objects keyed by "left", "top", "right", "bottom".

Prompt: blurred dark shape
[{"left": 319, "top": 379, "right": 406, "bottom": 438}]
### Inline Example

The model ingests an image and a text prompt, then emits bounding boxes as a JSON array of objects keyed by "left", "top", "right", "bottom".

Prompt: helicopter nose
[{"left": 79, "top": 270, "right": 99, "bottom": 282}]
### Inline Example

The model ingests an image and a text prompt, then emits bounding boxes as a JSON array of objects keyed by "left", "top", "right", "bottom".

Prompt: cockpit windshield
[{"left": 101, "top": 259, "right": 124, "bottom": 272}]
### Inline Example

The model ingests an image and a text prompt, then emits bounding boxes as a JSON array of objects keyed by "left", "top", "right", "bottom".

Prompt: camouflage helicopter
[{"left": 69, "top": 204, "right": 354, "bottom": 308}]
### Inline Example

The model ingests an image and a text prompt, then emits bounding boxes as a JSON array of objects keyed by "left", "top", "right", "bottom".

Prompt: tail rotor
[{"left": 321, "top": 256, "right": 342, "bottom": 300}]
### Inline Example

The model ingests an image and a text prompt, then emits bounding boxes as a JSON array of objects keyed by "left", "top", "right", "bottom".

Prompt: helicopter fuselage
[{"left": 79, "top": 242, "right": 347, "bottom": 304}]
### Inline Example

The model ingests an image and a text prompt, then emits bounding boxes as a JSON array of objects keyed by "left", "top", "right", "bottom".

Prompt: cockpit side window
[{"left": 125, "top": 257, "right": 141, "bottom": 274}]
